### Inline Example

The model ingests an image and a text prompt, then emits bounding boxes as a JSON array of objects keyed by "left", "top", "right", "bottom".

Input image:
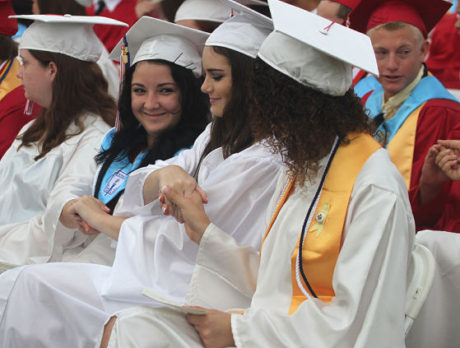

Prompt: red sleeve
[
  {"left": 0, "top": 86, "right": 38, "bottom": 159},
  {"left": 426, "top": 14, "right": 460, "bottom": 89},
  {"left": 409, "top": 99, "right": 460, "bottom": 232},
  {"left": 332, "top": 0, "right": 361, "bottom": 11},
  {"left": 87, "top": 0, "right": 138, "bottom": 52}
]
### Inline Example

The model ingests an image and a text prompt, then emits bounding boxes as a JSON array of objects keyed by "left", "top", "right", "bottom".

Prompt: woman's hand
[
  {"left": 143, "top": 165, "right": 207, "bottom": 207},
  {"left": 59, "top": 199, "right": 82, "bottom": 229},
  {"left": 69, "top": 196, "right": 111, "bottom": 227},
  {"left": 186, "top": 309, "right": 234, "bottom": 348},
  {"left": 161, "top": 185, "right": 210, "bottom": 244}
]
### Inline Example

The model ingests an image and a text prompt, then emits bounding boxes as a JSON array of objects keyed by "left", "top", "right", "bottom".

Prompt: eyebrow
[
  {"left": 131, "top": 82, "right": 177, "bottom": 87},
  {"left": 205, "top": 68, "right": 225, "bottom": 73},
  {"left": 157, "top": 82, "right": 177, "bottom": 87}
]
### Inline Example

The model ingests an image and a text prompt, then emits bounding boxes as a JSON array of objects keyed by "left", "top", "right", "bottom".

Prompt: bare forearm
[
  {"left": 93, "top": 215, "right": 126, "bottom": 241},
  {"left": 142, "top": 170, "right": 161, "bottom": 205}
]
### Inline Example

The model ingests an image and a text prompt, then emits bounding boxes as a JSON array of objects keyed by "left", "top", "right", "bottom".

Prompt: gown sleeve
[
  {"left": 101, "top": 141, "right": 283, "bottom": 309},
  {"left": 0, "top": 117, "right": 108, "bottom": 266}
]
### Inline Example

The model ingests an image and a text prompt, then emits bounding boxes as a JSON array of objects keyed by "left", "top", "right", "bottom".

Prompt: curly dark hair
[
  {"left": 250, "top": 58, "right": 373, "bottom": 183},
  {"left": 94, "top": 59, "right": 209, "bottom": 209}
]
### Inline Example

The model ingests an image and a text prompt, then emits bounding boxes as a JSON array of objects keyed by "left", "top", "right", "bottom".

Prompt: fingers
[
  {"left": 186, "top": 312, "right": 207, "bottom": 326},
  {"left": 428, "top": 144, "right": 441, "bottom": 157},
  {"left": 436, "top": 151, "right": 458, "bottom": 171},
  {"left": 438, "top": 139, "right": 460, "bottom": 151},
  {"left": 78, "top": 221, "right": 99, "bottom": 235}
]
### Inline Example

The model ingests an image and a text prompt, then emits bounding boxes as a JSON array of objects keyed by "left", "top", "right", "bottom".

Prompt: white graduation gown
[
  {"left": 60, "top": 196, "right": 124, "bottom": 266},
  {"left": 406, "top": 230, "right": 460, "bottom": 348},
  {"left": 0, "top": 114, "right": 109, "bottom": 269},
  {"left": 0, "top": 125, "right": 283, "bottom": 347},
  {"left": 106, "top": 148, "right": 415, "bottom": 348},
  {"left": 97, "top": 42, "right": 120, "bottom": 99}
]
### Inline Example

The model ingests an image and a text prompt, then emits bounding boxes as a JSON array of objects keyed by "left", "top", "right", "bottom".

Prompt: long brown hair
[
  {"left": 200, "top": 46, "right": 254, "bottom": 160},
  {"left": 19, "top": 50, "right": 116, "bottom": 160},
  {"left": 250, "top": 58, "right": 373, "bottom": 183}
]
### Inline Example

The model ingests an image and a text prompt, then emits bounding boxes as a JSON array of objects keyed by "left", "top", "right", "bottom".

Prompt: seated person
[
  {"left": 0, "top": 11, "right": 282, "bottom": 347},
  {"left": 0, "top": 1, "right": 38, "bottom": 159},
  {"left": 102, "top": 2, "right": 414, "bottom": 347},
  {"left": 351, "top": 0, "right": 460, "bottom": 232},
  {"left": 426, "top": 1, "right": 460, "bottom": 91},
  {"left": 87, "top": 0, "right": 138, "bottom": 51},
  {"left": 0, "top": 15, "right": 124, "bottom": 268},
  {"left": 59, "top": 16, "right": 209, "bottom": 265}
]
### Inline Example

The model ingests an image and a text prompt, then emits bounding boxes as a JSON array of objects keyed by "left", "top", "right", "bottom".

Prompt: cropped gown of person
[
  {"left": 0, "top": 113, "right": 109, "bottom": 270},
  {"left": 0, "top": 124, "right": 283, "bottom": 347},
  {"left": 106, "top": 142, "right": 415, "bottom": 348}
]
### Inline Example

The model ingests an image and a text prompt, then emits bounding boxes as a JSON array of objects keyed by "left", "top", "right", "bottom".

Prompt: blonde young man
[{"left": 352, "top": 0, "right": 460, "bottom": 233}]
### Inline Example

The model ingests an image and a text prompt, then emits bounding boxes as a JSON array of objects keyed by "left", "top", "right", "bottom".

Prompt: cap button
[{"left": 64, "top": 14, "right": 72, "bottom": 17}]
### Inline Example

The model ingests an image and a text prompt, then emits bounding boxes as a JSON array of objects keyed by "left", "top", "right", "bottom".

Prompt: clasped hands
[
  {"left": 59, "top": 196, "right": 111, "bottom": 235},
  {"left": 155, "top": 166, "right": 211, "bottom": 244}
]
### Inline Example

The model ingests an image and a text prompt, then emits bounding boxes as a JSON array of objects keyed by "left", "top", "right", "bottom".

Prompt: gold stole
[
  {"left": 386, "top": 103, "right": 425, "bottom": 189},
  {"left": 259, "top": 133, "right": 381, "bottom": 314},
  {"left": 0, "top": 59, "right": 22, "bottom": 101}
]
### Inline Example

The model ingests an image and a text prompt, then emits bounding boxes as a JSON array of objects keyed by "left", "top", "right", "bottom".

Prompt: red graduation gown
[
  {"left": 426, "top": 13, "right": 460, "bottom": 90},
  {"left": 409, "top": 99, "right": 460, "bottom": 233},
  {"left": 86, "top": 0, "right": 138, "bottom": 52}
]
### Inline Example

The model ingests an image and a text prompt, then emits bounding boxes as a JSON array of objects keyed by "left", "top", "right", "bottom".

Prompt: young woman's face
[
  {"left": 201, "top": 46, "right": 232, "bottom": 118},
  {"left": 16, "top": 49, "right": 55, "bottom": 109},
  {"left": 131, "top": 61, "right": 182, "bottom": 147}
]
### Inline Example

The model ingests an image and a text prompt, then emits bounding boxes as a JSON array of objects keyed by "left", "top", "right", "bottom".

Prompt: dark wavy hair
[
  {"left": 36, "top": 0, "right": 86, "bottom": 15},
  {"left": 18, "top": 50, "right": 116, "bottom": 160},
  {"left": 250, "top": 58, "right": 373, "bottom": 183},
  {"left": 0, "top": 35, "right": 18, "bottom": 61},
  {"left": 94, "top": 60, "right": 209, "bottom": 208},
  {"left": 200, "top": 46, "right": 255, "bottom": 161}
]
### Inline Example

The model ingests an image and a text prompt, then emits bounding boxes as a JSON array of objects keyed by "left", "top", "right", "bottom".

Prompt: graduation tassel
[{"left": 115, "top": 35, "right": 131, "bottom": 131}]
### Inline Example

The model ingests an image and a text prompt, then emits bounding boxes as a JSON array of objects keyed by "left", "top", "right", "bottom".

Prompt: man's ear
[{"left": 421, "top": 39, "right": 430, "bottom": 60}]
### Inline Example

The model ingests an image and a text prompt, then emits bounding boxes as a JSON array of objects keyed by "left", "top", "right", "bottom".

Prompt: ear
[
  {"left": 420, "top": 39, "right": 430, "bottom": 60},
  {"left": 48, "top": 61, "right": 58, "bottom": 82}
]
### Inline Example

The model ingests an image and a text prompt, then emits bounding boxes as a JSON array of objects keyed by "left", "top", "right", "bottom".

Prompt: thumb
[
  {"left": 196, "top": 185, "right": 208, "bottom": 204},
  {"left": 161, "top": 185, "right": 181, "bottom": 206}
]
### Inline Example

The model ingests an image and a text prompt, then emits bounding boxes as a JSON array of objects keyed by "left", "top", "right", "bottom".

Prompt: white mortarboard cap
[
  {"left": 74, "top": 0, "right": 93, "bottom": 6},
  {"left": 175, "top": 0, "right": 232, "bottom": 23},
  {"left": 110, "top": 16, "right": 209, "bottom": 77},
  {"left": 259, "top": 0, "right": 379, "bottom": 96},
  {"left": 10, "top": 15, "right": 128, "bottom": 62},
  {"left": 205, "top": 0, "right": 273, "bottom": 58}
]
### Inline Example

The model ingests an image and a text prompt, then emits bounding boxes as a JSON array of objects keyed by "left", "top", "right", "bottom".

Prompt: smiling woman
[
  {"left": 0, "top": 11, "right": 284, "bottom": 348},
  {"left": 201, "top": 46, "right": 232, "bottom": 118},
  {"left": 130, "top": 61, "right": 182, "bottom": 147}
]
